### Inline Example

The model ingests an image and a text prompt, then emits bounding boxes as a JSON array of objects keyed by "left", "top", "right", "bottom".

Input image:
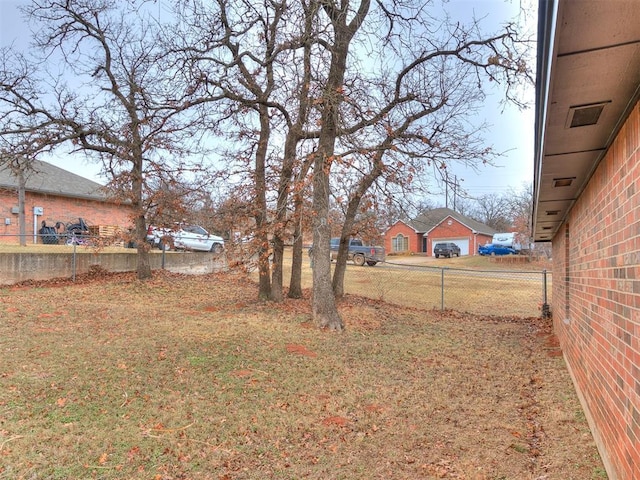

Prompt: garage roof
[
  {"left": 409, "top": 208, "right": 496, "bottom": 236},
  {"left": 0, "top": 159, "right": 108, "bottom": 201},
  {"left": 532, "top": 0, "right": 640, "bottom": 241}
]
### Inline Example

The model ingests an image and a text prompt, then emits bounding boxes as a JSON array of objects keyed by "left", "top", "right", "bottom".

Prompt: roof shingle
[
  {"left": 408, "top": 207, "right": 496, "bottom": 236},
  {"left": 0, "top": 160, "right": 107, "bottom": 201}
]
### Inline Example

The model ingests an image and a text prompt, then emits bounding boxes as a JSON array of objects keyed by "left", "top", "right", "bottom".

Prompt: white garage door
[{"left": 433, "top": 238, "right": 470, "bottom": 256}]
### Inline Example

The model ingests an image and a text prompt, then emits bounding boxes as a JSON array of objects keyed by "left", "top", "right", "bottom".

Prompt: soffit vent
[
  {"left": 566, "top": 102, "right": 610, "bottom": 128},
  {"left": 553, "top": 177, "right": 575, "bottom": 187}
]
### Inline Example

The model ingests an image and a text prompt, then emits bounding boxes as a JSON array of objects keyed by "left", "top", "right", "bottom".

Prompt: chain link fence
[
  {"left": 1, "top": 235, "right": 550, "bottom": 318},
  {"left": 0, "top": 227, "right": 130, "bottom": 248},
  {"left": 0, "top": 231, "right": 134, "bottom": 285},
  {"left": 340, "top": 260, "right": 551, "bottom": 318},
  {"left": 0, "top": 232, "right": 229, "bottom": 286}
]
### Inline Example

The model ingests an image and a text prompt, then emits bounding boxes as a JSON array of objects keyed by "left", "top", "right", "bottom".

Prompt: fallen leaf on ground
[{"left": 285, "top": 344, "right": 317, "bottom": 357}]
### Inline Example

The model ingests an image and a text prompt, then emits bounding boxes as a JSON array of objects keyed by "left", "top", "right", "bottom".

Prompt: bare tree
[
  {"left": 0, "top": 154, "right": 30, "bottom": 246},
  {"left": 270, "top": 2, "right": 320, "bottom": 302},
  {"left": 174, "top": 0, "right": 533, "bottom": 326},
  {"left": 504, "top": 182, "right": 533, "bottom": 239},
  {"left": 0, "top": 49, "right": 60, "bottom": 246},
  {"left": 309, "top": 1, "right": 533, "bottom": 309},
  {"left": 171, "top": 0, "right": 321, "bottom": 300},
  {"left": 0, "top": 0, "right": 211, "bottom": 279},
  {"left": 453, "top": 196, "right": 476, "bottom": 218},
  {"left": 286, "top": 154, "right": 314, "bottom": 299},
  {"left": 471, "top": 193, "right": 513, "bottom": 231},
  {"left": 309, "top": 0, "right": 371, "bottom": 331},
  {"left": 2, "top": 0, "right": 534, "bottom": 331}
]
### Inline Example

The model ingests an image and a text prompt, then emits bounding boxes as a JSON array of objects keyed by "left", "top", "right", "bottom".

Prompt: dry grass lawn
[{"left": 0, "top": 270, "right": 605, "bottom": 479}]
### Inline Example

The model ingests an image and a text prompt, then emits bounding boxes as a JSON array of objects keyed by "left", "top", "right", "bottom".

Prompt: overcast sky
[{"left": 1, "top": 0, "right": 536, "bottom": 204}]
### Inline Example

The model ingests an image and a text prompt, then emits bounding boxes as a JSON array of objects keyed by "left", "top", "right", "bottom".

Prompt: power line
[{"left": 443, "top": 172, "right": 462, "bottom": 210}]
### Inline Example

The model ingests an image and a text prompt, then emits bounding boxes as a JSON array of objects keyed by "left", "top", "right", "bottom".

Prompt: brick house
[
  {"left": 533, "top": 1, "right": 640, "bottom": 479},
  {"left": 385, "top": 207, "right": 495, "bottom": 256},
  {"left": 0, "top": 160, "right": 134, "bottom": 244}
]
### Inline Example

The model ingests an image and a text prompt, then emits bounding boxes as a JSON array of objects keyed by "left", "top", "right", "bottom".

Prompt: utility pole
[
  {"left": 445, "top": 176, "right": 449, "bottom": 209},
  {"left": 444, "top": 172, "right": 462, "bottom": 211}
]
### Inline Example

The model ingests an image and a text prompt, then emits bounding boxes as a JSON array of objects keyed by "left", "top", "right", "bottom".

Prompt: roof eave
[
  {"left": 532, "top": 0, "right": 559, "bottom": 243},
  {"left": 1, "top": 184, "right": 111, "bottom": 203}
]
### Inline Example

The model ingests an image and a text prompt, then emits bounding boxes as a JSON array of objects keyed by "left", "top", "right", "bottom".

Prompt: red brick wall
[
  {"left": 0, "top": 190, "right": 134, "bottom": 244},
  {"left": 385, "top": 217, "right": 493, "bottom": 255},
  {"left": 552, "top": 101, "right": 640, "bottom": 480},
  {"left": 426, "top": 217, "right": 492, "bottom": 256},
  {"left": 385, "top": 221, "right": 422, "bottom": 254},
  {"left": 475, "top": 233, "right": 494, "bottom": 251}
]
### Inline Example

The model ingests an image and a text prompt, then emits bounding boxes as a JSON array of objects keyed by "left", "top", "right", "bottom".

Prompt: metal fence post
[
  {"left": 441, "top": 268, "right": 445, "bottom": 311},
  {"left": 542, "top": 269, "right": 550, "bottom": 318},
  {"left": 72, "top": 242, "right": 77, "bottom": 282}
]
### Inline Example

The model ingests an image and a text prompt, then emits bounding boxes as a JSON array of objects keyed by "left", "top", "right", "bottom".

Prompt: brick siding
[
  {"left": 427, "top": 218, "right": 492, "bottom": 256},
  {"left": 552, "top": 100, "right": 640, "bottom": 480},
  {"left": 385, "top": 221, "right": 422, "bottom": 254},
  {"left": 0, "top": 190, "right": 134, "bottom": 244},
  {"left": 385, "top": 217, "right": 493, "bottom": 256}
]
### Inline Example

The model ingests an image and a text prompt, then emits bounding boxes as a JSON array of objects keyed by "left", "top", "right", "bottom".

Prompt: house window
[{"left": 392, "top": 234, "right": 409, "bottom": 252}]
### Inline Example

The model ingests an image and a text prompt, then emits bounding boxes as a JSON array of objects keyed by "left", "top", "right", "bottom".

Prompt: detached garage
[{"left": 385, "top": 208, "right": 495, "bottom": 256}]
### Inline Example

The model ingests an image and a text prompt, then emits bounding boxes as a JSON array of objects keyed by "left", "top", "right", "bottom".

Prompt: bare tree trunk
[
  {"left": 270, "top": 236, "right": 285, "bottom": 302},
  {"left": 288, "top": 214, "right": 304, "bottom": 298},
  {"left": 287, "top": 156, "right": 312, "bottom": 298},
  {"left": 333, "top": 153, "right": 384, "bottom": 296},
  {"left": 271, "top": 3, "right": 315, "bottom": 301},
  {"left": 18, "top": 171, "right": 26, "bottom": 246},
  {"left": 311, "top": 0, "right": 370, "bottom": 330},
  {"left": 132, "top": 157, "right": 152, "bottom": 280},
  {"left": 332, "top": 235, "right": 351, "bottom": 298},
  {"left": 270, "top": 135, "right": 297, "bottom": 302},
  {"left": 255, "top": 105, "right": 272, "bottom": 299},
  {"left": 311, "top": 151, "right": 342, "bottom": 330},
  {"left": 134, "top": 213, "right": 152, "bottom": 279},
  {"left": 331, "top": 103, "right": 426, "bottom": 296}
]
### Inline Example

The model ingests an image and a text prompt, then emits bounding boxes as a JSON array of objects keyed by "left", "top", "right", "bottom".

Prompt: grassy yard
[
  {"left": 271, "top": 251, "right": 551, "bottom": 317},
  {"left": 0, "top": 270, "right": 604, "bottom": 479}
]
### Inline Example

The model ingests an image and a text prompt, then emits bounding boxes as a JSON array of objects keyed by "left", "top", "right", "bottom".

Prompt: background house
[
  {"left": 0, "top": 160, "right": 133, "bottom": 244},
  {"left": 533, "top": 1, "right": 640, "bottom": 479},
  {"left": 385, "top": 207, "right": 495, "bottom": 256}
]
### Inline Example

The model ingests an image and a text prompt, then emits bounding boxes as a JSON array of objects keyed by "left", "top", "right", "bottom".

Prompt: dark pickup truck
[
  {"left": 309, "top": 238, "right": 386, "bottom": 266},
  {"left": 330, "top": 238, "right": 385, "bottom": 266}
]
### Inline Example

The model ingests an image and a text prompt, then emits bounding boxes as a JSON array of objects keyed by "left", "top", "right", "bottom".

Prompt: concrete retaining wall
[{"left": 0, "top": 251, "right": 227, "bottom": 285}]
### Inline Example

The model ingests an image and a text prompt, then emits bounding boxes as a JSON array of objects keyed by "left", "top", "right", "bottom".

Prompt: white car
[{"left": 147, "top": 224, "right": 224, "bottom": 253}]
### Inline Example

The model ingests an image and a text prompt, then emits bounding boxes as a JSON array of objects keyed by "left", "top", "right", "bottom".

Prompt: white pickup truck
[{"left": 146, "top": 224, "right": 224, "bottom": 253}]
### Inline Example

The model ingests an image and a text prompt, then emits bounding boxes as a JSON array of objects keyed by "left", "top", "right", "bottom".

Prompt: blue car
[{"left": 478, "top": 243, "right": 516, "bottom": 256}]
